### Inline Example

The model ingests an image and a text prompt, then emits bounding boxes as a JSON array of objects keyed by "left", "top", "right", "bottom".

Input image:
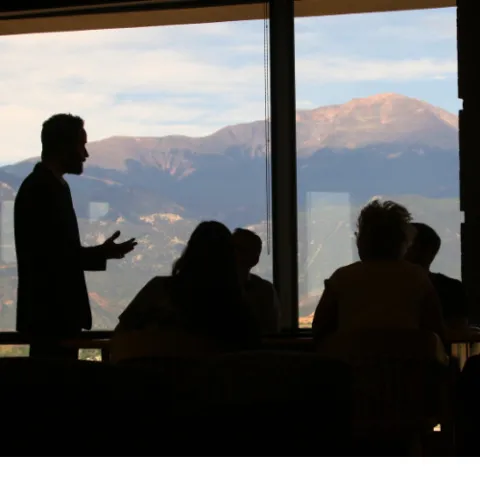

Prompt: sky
[{"left": 0, "top": 6, "right": 459, "bottom": 165}]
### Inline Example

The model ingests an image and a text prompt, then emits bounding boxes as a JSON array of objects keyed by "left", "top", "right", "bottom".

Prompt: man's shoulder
[
  {"left": 329, "top": 260, "right": 428, "bottom": 283},
  {"left": 430, "top": 272, "right": 463, "bottom": 289},
  {"left": 249, "top": 273, "right": 275, "bottom": 290},
  {"left": 17, "top": 164, "right": 52, "bottom": 193},
  {"left": 430, "top": 271, "right": 460, "bottom": 282},
  {"left": 16, "top": 169, "right": 34, "bottom": 192},
  {"left": 329, "top": 261, "right": 362, "bottom": 278},
  {"left": 16, "top": 163, "right": 64, "bottom": 203},
  {"left": 146, "top": 275, "right": 170, "bottom": 289},
  {"left": 397, "top": 260, "right": 433, "bottom": 281}
]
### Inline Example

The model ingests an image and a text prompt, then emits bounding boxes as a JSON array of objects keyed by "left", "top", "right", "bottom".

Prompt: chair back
[{"left": 317, "top": 328, "right": 448, "bottom": 436}]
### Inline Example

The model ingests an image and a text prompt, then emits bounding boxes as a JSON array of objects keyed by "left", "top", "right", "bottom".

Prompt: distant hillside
[{"left": 0, "top": 93, "right": 461, "bottom": 330}]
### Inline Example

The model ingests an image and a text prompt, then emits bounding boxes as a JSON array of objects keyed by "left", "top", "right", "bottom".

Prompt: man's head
[
  {"left": 355, "top": 199, "right": 413, "bottom": 262},
  {"left": 41, "top": 113, "right": 88, "bottom": 175},
  {"left": 232, "top": 228, "right": 262, "bottom": 272},
  {"left": 404, "top": 222, "right": 441, "bottom": 269}
]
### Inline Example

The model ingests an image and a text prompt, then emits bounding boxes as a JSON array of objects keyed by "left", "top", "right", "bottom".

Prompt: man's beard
[{"left": 65, "top": 158, "right": 84, "bottom": 175}]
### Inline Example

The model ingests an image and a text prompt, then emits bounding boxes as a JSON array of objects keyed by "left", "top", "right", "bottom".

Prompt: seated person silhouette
[
  {"left": 312, "top": 200, "right": 446, "bottom": 347},
  {"left": 232, "top": 228, "right": 281, "bottom": 335},
  {"left": 404, "top": 222, "right": 468, "bottom": 328},
  {"left": 112, "top": 221, "right": 260, "bottom": 361}
]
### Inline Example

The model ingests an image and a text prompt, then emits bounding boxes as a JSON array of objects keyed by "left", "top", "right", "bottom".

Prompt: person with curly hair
[{"left": 312, "top": 199, "right": 445, "bottom": 346}]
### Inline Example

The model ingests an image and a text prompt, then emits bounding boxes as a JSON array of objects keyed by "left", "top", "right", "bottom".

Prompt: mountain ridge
[
  {"left": 2, "top": 93, "right": 458, "bottom": 174},
  {"left": 0, "top": 92, "right": 461, "bottom": 330},
  {"left": 0, "top": 92, "right": 461, "bottom": 228}
]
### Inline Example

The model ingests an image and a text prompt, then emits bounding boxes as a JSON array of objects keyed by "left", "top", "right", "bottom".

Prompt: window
[
  {"left": 295, "top": 8, "right": 460, "bottom": 327},
  {"left": 0, "top": 18, "right": 273, "bottom": 333},
  {"left": 0, "top": 344, "right": 29, "bottom": 357}
]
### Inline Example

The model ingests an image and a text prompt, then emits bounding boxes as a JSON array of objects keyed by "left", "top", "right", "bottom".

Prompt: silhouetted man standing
[{"left": 14, "top": 114, "right": 137, "bottom": 360}]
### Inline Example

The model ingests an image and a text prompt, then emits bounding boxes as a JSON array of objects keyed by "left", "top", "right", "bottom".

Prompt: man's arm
[
  {"left": 80, "top": 246, "right": 107, "bottom": 272},
  {"left": 80, "top": 231, "right": 137, "bottom": 271},
  {"left": 15, "top": 184, "right": 67, "bottom": 269}
]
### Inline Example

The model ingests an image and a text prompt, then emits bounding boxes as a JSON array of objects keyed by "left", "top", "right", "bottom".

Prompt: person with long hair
[
  {"left": 112, "top": 221, "right": 260, "bottom": 360},
  {"left": 312, "top": 199, "right": 446, "bottom": 346}
]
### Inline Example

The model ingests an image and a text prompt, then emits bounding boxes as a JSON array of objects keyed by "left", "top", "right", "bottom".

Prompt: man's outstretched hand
[{"left": 102, "top": 231, "right": 137, "bottom": 260}]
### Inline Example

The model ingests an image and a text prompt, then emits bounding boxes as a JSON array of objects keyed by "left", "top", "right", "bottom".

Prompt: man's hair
[
  {"left": 233, "top": 228, "right": 262, "bottom": 252},
  {"left": 41, "top": 113, "right": 84, "bottom": 160},
  {"left": 411, "top": 222, "right": 441, "bottom": 257},
  {"left": 356, "top": 199, "right": 412, "bottom": 261}
]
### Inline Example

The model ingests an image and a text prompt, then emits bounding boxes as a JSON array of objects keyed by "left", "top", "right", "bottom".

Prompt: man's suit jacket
[{"left": 14, "top": 162, "right": 107, "bottom": 335}]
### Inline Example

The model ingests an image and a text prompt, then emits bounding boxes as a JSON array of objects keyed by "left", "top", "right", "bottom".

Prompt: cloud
[
  {"left": 295, "top": 8, "right": 456, "bottom": 58},
  {"left": 373, "top": 11, "right": 456, "bottom": 42},
  {"left": 0, "top": 9, "right": 457, "bottom": 164},
  {"left": 296, "top": 100, "right": 315, "bottom": 109},
  {"left": 0, "top": 24, "right": 268, "bottom": 163},
  {"left": 296, "top": 57, "right": 457, "bottom": 83}
]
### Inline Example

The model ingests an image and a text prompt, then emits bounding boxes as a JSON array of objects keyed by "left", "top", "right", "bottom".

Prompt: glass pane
[
  {"left": 0, "top": 18, "right": 273, "bottom": 332},
  {"left": 0, "top": 345, "right": 29, "bottom": 357},
  {"left": 295, "top": 8, "right": 460, "bottom": 327},
  {"left": 79, "top": 349, "right": 102, "bottom": 362}
]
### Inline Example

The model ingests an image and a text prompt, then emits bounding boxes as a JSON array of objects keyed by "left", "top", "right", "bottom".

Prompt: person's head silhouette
[
  {"left": 41, "top": 113, "right": 88, "bottom": 176},
  {"left": 355, "top": 199, "right": 412, "bottom": 262},
  {"left": 171, "top": 220, "right": 250, "bottom": 339},
  {"left": 232, "top": 228, "right": 262, "bottom": 278},
  {"left": 173, "top": 220, "right": 238, "bottom": 286},
  {"left": 404, "top": 222, "right": 441, "bottom": 270}
]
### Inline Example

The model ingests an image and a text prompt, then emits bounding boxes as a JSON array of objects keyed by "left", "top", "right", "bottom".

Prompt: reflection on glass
[
  {"left": 0, "top": 345, "right": 29, "bottom": 357},
  {"left": 295, "top": 8, "right": 460, "bottom": 328},
  {"left": 0, "top": 19, "right": 272, "bottom": 332},
  {"left": 88, "top": 202, "right": 110, "bottom": 223},
  {"left": 299, "top": 192, "right": 353, "bottom": 327},
  {"left": 0, "top": 201, "right": 15, "bottom": 264},
  {"left": 306, "top": 191, "right": 354, "bottom": 291}
]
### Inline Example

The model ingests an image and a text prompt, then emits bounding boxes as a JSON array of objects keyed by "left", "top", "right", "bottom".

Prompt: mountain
[
  {"left": 2, "top": 92, "right": 459, "bottom": 223},
  {"left": 0, "top": 93, "right": 461, "bottom": 330}
]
